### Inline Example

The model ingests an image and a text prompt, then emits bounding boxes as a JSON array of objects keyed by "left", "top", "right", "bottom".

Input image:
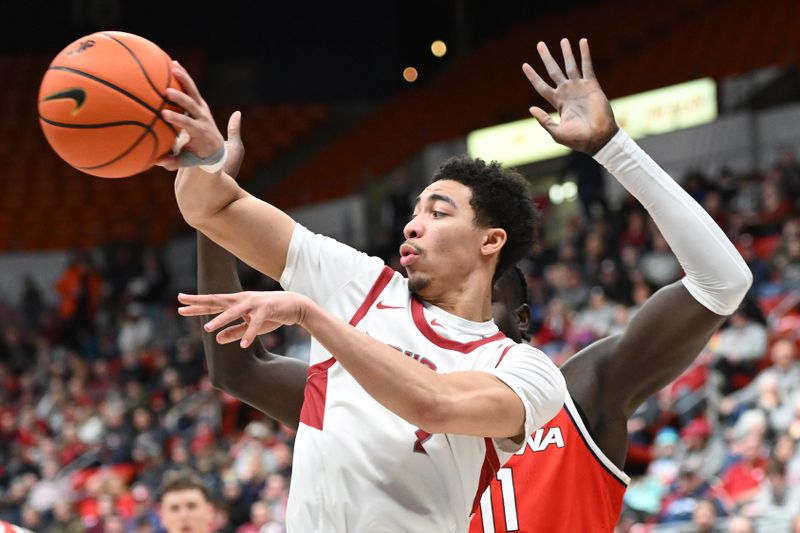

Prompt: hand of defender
[
  {"left": 523, "top": 38, "right": 618, "bottom": 155},
  {"left": 178, "top": 291, "right": 312, "bottom": 348},
  {"left": 157, "top": 61, "right": 225, "bottom": 170}
]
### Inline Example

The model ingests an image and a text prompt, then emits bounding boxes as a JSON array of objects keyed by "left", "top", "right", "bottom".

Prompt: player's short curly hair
[{"left": 432, "top": 156, "right": 540, "bottom": 281}]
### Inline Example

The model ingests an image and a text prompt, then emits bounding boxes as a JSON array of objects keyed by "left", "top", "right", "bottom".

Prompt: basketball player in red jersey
[
  {"left": 469, "top": 39, "right": 752, "bottom": 532},
  {"left": 196, "top": 37, "right": 750, "bottom": 531}
]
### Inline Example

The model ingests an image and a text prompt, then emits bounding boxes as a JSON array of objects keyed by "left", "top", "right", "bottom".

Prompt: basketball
[{"left": 38, "top": 31, "right": 183, "bottom": 178}]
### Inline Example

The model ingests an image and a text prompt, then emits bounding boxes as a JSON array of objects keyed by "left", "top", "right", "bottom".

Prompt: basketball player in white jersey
[{"left": 162, "top": 51, "right": 567, "bottom": 532}]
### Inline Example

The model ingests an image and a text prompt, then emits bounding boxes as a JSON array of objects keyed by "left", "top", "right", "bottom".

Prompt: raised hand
[
  {"left": 523, "top": 38, "right": 618, "bottom": 155},
  {"left": 157, "top": 61, "right": 225, "bottom": 170},
  {"left": 178, "top": 291, "right": 312, "bottom": 348}
]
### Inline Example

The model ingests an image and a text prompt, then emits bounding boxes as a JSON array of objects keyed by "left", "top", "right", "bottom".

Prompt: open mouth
[{"left": 399, "top": 242, "right": 421, "bottom": 266}]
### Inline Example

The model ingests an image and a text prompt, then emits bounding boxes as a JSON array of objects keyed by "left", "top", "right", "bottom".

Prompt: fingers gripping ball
[{"left": 38, "top": 31, "right": 184, "bottom": 178}]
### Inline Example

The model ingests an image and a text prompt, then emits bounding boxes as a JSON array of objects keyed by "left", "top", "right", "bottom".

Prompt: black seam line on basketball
[
  {"left": 100, "top": 33, "right": 178, "bottom": 138},
  {"left": 38, "top": 116, "right": 153, "bottom": 130},
  {"left": 47, "top": 66, "right": 175, "bottom": 133},
  {"left": 77, "top": 125, "right": 156, "bottom": 171},
  {"left": 102, "top": 33, "right": 163, "bottom": 103}
]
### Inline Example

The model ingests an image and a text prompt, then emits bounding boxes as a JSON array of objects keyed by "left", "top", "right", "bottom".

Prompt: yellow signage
[{"left": 467, "top": 78, "right": 717, "bottom": 167}]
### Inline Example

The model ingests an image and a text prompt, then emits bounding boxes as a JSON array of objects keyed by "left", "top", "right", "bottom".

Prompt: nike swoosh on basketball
[
  {"left": 42, "top": 88, "right": 87, "bottom": 113},
  {"left": 376, "top": 300, "right": 404, "bottom": 310}
]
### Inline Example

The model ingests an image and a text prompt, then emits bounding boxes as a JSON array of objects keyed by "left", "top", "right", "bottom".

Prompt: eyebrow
[{"left": 413, "top": 193, "right": 458, "bottom": 209}]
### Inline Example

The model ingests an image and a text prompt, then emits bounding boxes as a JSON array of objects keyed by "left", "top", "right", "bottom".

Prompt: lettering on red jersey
[{"left": 516, "top": 427, "right": 565, "bottom": 455}]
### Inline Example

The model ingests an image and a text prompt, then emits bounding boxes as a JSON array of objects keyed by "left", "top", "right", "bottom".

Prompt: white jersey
[{"left": 280, "top": 225, "right": 565, "bottom": 533}]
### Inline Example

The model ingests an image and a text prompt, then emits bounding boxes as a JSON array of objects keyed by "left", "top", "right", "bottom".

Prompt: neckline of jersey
[{"left": 411, "top": 297, "right": 505, "bottom": 353}]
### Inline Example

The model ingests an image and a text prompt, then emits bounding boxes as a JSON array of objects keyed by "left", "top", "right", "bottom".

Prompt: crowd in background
[{"left": 1, "top": 147, "right": 800, "bottom": 532}]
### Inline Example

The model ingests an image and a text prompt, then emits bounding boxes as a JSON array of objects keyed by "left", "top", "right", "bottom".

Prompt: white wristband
[{"left": 199, "top": 145, "right": 227, "bottom": 173}]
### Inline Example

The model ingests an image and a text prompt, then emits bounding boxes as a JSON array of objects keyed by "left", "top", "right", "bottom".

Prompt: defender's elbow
[{"left": 724, "top": 267, "right": 754, "bottom": 312}]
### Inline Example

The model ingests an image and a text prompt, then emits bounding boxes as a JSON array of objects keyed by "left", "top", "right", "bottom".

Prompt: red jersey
[{"left": 469, "top": 394, "right": 630, "bottom": 533}]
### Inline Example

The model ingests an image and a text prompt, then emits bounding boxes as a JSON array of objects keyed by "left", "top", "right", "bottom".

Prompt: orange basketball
[{"left": 38, "top": 31, "right": 183, "bottom": 178}]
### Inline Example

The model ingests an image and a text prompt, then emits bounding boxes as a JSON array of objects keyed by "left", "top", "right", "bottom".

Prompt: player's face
[
  {"left": 402, "top": 180, "right": 497, "bottom": 296},
  {"left": 159, "top": 489, "right": 214, "bottom": 533}
]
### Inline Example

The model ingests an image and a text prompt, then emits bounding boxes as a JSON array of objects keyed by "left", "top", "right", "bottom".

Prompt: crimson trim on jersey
[
  {"left": 299, "top": 357, "right": 336, "bottom": 430},
  {"left": 563, "top": 401, "right": 630, "bottom": 487},
  {"left": 494, "top": 345, "right": 514, "bottom": 368},
  {"left": 351, "top": 266, "right": 395, "bottom": 326},
  {"left": 471, "top": 437, "right": 501, "bottom": 515},
  {"left": 411, "top": 297, "right": 506, "bottom": 353},
  {"left": 299, "top": 266, "right": 395, "bottom": 430}
]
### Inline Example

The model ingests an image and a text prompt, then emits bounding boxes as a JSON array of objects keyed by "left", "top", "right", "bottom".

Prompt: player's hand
[
  {"left": 223, "top": 111, "right": 245, "bottom": 179},
  {"left": 177, "top": 291, "right": 312, "bottom": 348},
  {"left": 523, "top": 38, "right": 618, "bottom": 155},
  {"left": 156, "top": 61, "right": 225, "bottom": 170}
]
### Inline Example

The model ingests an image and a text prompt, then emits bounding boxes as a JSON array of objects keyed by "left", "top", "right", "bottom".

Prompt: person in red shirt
[
  {"left": 721, "top": 433, "right": 768, "bottom": 504},
  {"left": 191, "top": 38, "right": 751, "bottom": 533}
]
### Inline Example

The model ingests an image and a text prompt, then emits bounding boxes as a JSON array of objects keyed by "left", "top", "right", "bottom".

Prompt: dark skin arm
[
  {"left": 198, "top": 112, "right": 306, "bottom": 430},
  {"left": 524, "top": 39, "right": 732, "bottom": 468},
  {"left": 561, "top": 283, "right": 725, "bottom": 468}
]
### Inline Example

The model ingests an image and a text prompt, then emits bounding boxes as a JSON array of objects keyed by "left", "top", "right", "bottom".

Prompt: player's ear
[
  {"left": 481, "top": 228, "right": 507, "bottom": 257},
  {"left": 515, "top": 304, "right": 531, "bottom": 338}
]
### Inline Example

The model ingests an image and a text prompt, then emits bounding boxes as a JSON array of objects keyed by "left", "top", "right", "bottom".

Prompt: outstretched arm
[
  {"left": 179, "top": 291, "right": 565, "bottom": 442},
  {"left": 161, "top": 61, "right": 295, "bottom": 281},
  {"left": 526, "top": 39, "right": 751, "bottom": 464},
  {"left": 197, "top": 112, "right": 306, "bottom": 430}
]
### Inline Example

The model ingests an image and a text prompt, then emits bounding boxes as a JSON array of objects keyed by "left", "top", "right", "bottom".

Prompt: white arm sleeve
[
  {"left": 280, "top": 224, "right": 385, "bottom": 305},
  {"left": 594, "top": 129, "right": 752, "bottom": 316},
  {"left": 489, "top": 344, "right": 567, "bottom": 452}
]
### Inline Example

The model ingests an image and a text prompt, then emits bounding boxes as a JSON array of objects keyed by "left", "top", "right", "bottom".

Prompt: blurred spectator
[
  {"left": 118, "top": 304, "right": 154, "bottom": 355},
  {"left": 570, "top": 286, "right": 615, "bottom": 343},
  {"left": 639, "top": 231, "right": 681, "bottom": 287},
  {"left": 710, "top": 305, "right": 769, "bottom": 394},
  {"left": 675, "top": 419, "right": 726, "bottom": 480},
  {"left": 688, "top": 498, "right": 724, "bottom": 533},
  {"left": 55, "top": 251, "right": 103, "bottom": 349},
  {"left": 128, "top": 249, "right": 170, "bottom": 306},
  {"left": 100, "top": 402, "right": 135, "bottom": 464},
  {"left": 19, "top": 276, "right": 43, "bottom": 333},
  {"left": 124, "top": 484, "right": 163, "bottom": 533},
  {"left": 47, "top": 499, "right": 83, "bottom": 533},
  {"left": 659, "top": 457, "right": 727, "bottom": 524},
  {"left": 720, "top": 433, "right": 768, "bottom": 505},
  {"left": 772, "top": 432, "right": 800, "bottom": 483},
  {"left": 747, "top": 460, "right": 800, "bottom": 531},
  {"left": 26, "top": 459, "right": 68, "bottom": 513},
  {"left": 758, "top": 181, "right": 792, "bottom": 235}
]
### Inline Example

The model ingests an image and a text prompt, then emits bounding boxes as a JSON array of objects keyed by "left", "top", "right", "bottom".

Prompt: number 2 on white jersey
[{"left": 479, "top": 467, "right": 519, "bottom": 533}]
